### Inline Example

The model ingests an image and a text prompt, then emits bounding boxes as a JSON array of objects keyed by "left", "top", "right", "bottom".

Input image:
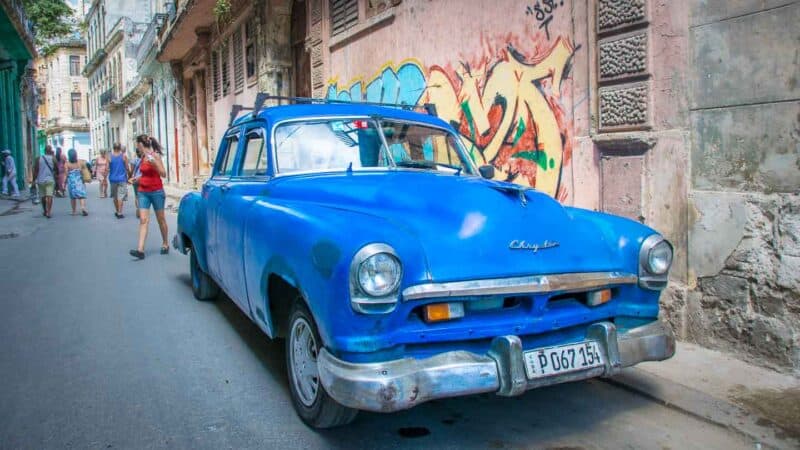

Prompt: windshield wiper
[{"left": 395, "top": 160, "right": 437, "bottom": 169}]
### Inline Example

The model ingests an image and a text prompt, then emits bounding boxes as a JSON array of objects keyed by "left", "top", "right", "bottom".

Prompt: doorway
[{"left": 291, "top": 0, "right": 311, "bottom": 98}]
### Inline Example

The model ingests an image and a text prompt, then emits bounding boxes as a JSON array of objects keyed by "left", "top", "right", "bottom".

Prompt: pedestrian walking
[
  {"left": 128, "top": 147, "right": 143, "bottom": 219},
  {"left": 129, "top": 135, "right": 168, "bottom": 259},
  {"left": 55, "top": 147, "right": 67, "bottom": 197},
  {"left": 65, "top": 149, "right": 90, "bottom": 216},
  {"left": 93, "top": 150, "right": 109, "bottom": 197},
  {"left": 108, "top": 143, "right": 130, "bottom": 219},
  {"left": 1, "top": 149, "right": 20, "bottom": 198},
  {"left": 32, "top": 145, "right": 58, "bottom": 218}
]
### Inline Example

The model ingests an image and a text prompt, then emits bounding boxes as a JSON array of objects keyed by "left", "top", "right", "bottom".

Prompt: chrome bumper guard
[{"left": 317, "top": 320, "right": 675, "bottom": 413}]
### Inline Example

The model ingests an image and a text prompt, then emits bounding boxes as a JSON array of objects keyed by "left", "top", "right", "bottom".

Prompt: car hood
[{"left": 267, "top": 171, "right": 627, "bottom": 281}]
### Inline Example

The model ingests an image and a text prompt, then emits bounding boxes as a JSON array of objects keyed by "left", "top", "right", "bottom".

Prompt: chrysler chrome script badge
[{"left": 509, "top": 240, "right": 560, "bottom": 252}]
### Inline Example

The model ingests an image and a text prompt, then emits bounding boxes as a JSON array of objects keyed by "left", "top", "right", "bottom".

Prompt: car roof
[{"left": 231, "top": 103, "right": 453, "bottom": 129}]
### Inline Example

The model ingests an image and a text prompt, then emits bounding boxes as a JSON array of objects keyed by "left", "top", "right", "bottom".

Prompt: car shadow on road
[
  {"left": 174, "top": 273, "right": 291, "bottom": 398},
  {"left": 173, "top": 275, "right": 651, "bottom": 449},
  {"left": 315, "top": 379, "right": 653, "bottom": 449},
  {"left": 213, "top": 294, "right": 290, "bottom": 393}
]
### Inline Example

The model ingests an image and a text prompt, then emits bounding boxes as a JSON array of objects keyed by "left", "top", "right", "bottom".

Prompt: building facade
[
  {"left": 156, "top": 0, "right": 297, "bottom": 188},
  {"left": 0, "top": 0, "right": 38, "bottom": 189},
  {"left": 123, "top": 7, "right": 182, "bottom": 185},
  {"left": 95, "top": 0, "right": 800, "bottom": 373},
  {"left": 84, "top": 0, "right": 150, "bottom": 154},
  {"left": 36, "top": 41, "right": 91, "bottom": 160}
]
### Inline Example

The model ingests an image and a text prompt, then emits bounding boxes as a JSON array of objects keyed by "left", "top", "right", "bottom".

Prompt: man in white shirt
[{"left": 1, "top": 149, "right": 20, "bottom": 198}]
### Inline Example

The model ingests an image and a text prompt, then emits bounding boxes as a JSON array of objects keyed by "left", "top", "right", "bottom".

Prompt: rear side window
[
  {"left": 240, "top": 130, "right": 267, "bottom": 176},
  {"left": 216, "top": 134, "right": 240, "bottom": 176}
]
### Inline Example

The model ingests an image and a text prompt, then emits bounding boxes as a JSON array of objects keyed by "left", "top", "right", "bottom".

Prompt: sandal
[
  {"left": 160, "top": 246, "right": 169, "bottom": 255},
  {"left": 129, "top": 249, "right": 145, "bottom": 260}
]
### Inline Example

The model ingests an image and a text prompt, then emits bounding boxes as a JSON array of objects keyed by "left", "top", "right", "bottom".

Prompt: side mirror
[{"left": 479, "top": 165, "right": 495, "bottom": 179}]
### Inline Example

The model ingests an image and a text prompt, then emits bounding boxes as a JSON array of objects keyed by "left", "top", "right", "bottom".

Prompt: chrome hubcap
[{"left": 289, "top": 317, "right": 319, "bottom": 407}]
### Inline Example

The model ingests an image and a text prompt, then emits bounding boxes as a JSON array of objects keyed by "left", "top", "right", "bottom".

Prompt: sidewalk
[
  {"left": 607, "top": 342, "right": 800, "bottom": 449},
  {"left": 163, "top": 185, "right": 193, "bottom": 211},
  {"left": 0, "top": 193, "right": 31, "bottom": 216}
]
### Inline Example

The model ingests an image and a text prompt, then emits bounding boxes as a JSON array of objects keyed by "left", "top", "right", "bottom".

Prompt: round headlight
[
  {"left": 357, "top": 252, "right": 401, "bottom": 297},
  {"left": 647, "top": 240, "right": 673, "bottom": 275}
]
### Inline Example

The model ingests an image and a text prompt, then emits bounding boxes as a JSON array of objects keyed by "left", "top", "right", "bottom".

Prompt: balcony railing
[
  {"left": 44, "top": 116, "right": 89, "bottom": 130},
  {"left": 136, "top": 13, "right": 168, "bottom": 64},
  {"left": 100, "top": 88, "right": 119, "bottom": 109}
]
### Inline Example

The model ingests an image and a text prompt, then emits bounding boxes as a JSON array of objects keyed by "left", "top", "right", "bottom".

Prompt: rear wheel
[
  {"left": 286, "top": 301, "right": 358, "bottom": 428},
  {"left": 190, "top": 249, "right": 219, "bottom": 301}
]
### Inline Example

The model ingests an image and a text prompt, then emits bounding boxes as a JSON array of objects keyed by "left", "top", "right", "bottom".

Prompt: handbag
[{"left": 81, "top": 162, "right": 92, "bottom": 183}]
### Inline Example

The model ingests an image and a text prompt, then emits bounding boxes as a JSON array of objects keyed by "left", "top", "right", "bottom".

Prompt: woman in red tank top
[{"left": 129, "top": 135, "right": 169, "bottom": 260}]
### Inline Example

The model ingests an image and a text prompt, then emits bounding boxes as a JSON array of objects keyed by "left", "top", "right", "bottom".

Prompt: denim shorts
[{"left": 137, "top": 189, "right": 166, "bottom": 211}]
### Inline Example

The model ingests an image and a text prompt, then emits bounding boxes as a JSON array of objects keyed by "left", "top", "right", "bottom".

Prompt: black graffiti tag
[{"left": 525, "top": 0, "right": 565, "bottom": 40}]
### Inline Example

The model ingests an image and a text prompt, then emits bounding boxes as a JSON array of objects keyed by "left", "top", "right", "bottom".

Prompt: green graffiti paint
[
  {"left": 459, "top": 101, "right": 478, "bottom": 160},
  {"left": 549, "top": 158, "right": 555, "bottom": 169},
  {"left": 512, "top": 118, "right": 526, "bottom": 147},
  {"left": 515, "top": 150, "right": 551, "bottom": 171}
]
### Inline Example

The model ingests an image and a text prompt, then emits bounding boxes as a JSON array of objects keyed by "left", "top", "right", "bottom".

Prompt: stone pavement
[{"left": 609, "top": 341, "right": 800, "bottom": 449}]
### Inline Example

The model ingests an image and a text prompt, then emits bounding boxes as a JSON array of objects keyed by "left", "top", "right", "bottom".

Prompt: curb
[{"left": 605, "top": 368, "right": 797, "bottom": 449}]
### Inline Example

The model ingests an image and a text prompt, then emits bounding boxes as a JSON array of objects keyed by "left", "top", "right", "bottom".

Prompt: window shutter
[
  {"left": 245, "top": 18, "right": 257, "bottom": 80},
  {"left": 212, "top": 50, "right": 220, "bottom": 101},
  {"left": 330, "top": 0, "right": 358, "bottom": 36},
  {"left": 233, "top": 28, "right": 244, "bottom": 92},
  {"left": 221, "top": 41, "right": 231, "bottom": 97}
]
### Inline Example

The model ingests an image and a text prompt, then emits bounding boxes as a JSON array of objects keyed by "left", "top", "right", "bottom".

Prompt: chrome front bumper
[{"left": 317, "top": 320, "right": 675, "bottom": 413}]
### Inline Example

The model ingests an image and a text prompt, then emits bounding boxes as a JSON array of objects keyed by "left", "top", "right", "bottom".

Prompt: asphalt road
[{"left": 0, "top": 186, "right": 754, "bottom": 450}]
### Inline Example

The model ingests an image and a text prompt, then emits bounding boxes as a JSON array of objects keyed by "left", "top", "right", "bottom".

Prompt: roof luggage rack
[{"left": 228, "top": 93, "right": 437, "bottom": 125}]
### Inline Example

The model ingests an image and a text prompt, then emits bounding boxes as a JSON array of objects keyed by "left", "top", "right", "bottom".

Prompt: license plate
[{"left": 523, "top": 341, "right": 605, "bottom": 379}]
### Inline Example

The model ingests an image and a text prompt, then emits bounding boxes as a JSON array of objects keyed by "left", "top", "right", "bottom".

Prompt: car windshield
[{"left": 274, "top": 118, "right": 472, "bottom": 174}]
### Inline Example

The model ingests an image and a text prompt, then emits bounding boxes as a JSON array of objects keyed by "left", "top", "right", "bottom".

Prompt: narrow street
[{"left": 0, "top": 185, "right": 755, "bottom": 449}]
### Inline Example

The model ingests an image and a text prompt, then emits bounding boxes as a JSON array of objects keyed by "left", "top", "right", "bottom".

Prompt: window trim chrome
[{"left": 402, "top": 271, "right": 638, "bottom": 301}]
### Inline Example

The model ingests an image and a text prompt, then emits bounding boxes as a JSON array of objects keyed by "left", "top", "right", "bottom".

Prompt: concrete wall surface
[{"left": 687, "top": 0, "right": 800, "bottom": 373}]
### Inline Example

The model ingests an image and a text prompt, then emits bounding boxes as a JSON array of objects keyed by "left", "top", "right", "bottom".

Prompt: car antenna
[{"left": 346, "top": 161, "right": 353, "bottom": 173}]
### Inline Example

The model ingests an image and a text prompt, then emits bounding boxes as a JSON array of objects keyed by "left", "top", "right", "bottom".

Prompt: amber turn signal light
[
  {"left": 587, "top": 289, "right": 613, "bottom": 306},
  {"left": 423, "top": 302, "right": 465, "bottom": 323}
]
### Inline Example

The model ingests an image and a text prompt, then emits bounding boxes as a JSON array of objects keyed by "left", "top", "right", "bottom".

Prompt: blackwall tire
[
  {"left": 286, "top": 301, "right": 358, "bottom": 428},
  {"left": 190, "top": 249, "right": 219, "bottom": 301}
]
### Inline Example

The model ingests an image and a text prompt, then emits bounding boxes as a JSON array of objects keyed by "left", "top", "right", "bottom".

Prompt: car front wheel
[
  {"left": 286, "top": 301, "right": 358, "bottom": 428},
  {"left": 190, "top": 249, "right": 219, "bottom": 301}
]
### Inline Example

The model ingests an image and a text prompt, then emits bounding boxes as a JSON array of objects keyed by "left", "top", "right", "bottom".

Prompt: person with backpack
[
  {"left": 32, "top": 145, "right": 58, "bottom": 218},
  {"left": 108, "top": 143, "right": 130, "bottom": 219},
  {"left": 1, "top": 149, "right": 20, "bottom": 198}
]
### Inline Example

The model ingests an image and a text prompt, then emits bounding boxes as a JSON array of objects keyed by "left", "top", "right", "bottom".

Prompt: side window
[
  {"left": 216, "top": 134, "right": 240, "bottom": 177},
  {"left": 240, "top": 130, "right": 267, "bottom": 176}
]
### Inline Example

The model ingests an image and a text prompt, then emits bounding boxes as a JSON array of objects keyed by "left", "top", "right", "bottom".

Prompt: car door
[
  {"left": 204, "top": 129, "right": 241, "bottom": 282},
  {"left": 215, "top": 122, "right": 270, "bottom": 315}
]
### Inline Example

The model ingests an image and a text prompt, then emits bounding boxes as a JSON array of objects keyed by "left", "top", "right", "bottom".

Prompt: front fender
[
  {"left": 177, "top": 191, "right": 210, "bottom": 272},
  {"left": 243, "top": 199, "right": 429, "bottom": 346}
]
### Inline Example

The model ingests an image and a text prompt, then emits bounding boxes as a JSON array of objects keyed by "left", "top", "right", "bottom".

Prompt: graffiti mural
[{"left": 326, "top": 34, "right": 578, "bottom": 200}]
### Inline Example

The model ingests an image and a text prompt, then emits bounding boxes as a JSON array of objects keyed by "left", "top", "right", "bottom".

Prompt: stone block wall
[{"left": 685, "top": 1, "right": 800, "bottom": 373}]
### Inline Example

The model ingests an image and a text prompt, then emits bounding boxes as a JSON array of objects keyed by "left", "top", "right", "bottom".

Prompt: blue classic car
[{"left": 174, "top": 97, "right": 676, "bottom": 428}]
